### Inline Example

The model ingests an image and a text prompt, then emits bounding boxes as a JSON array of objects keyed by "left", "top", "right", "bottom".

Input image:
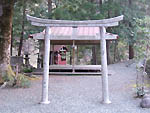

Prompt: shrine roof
[{"left": 30, "top": 27, "right": 118, "bottom": 41}]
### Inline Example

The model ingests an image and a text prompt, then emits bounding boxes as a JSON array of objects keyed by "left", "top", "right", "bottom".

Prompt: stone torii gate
[{"left": 27, "top": 15, "right": 123, "bottom": 104}]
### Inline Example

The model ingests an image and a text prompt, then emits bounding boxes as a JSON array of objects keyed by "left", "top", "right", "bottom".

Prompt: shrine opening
[{"left": 27, "top": 15, "right": 124, "bottom": 105}]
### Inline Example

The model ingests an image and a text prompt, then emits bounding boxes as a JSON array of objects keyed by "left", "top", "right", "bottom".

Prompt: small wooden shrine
[{"left": 30, "top": 27, "right": 119, "bottom": 72}]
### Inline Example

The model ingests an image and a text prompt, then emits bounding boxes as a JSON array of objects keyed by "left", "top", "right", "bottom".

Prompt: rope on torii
[{"left": 27, "top": 15, "right": 124, "bottom": 104}]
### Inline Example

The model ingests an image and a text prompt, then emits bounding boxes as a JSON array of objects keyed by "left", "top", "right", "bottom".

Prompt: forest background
[{"left": 10, "top": 0, "right": 150, "bottom": 65}]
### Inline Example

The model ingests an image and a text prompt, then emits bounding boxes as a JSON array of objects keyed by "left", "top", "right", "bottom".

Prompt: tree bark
[
  {"left": 99, "top": 0, "right": 102, "bottom": 5},
  {"left": 48, "top": 0, "right": 52, "bottom": 14},
  {"left": 106, "top": 41, "right": 110, "bottom": 64},
  {"left": 128, "top": 0, "right": 134, "bottom": 59},
  {"left": 18, "top": 0, "right": 26, "bottom": 56},
  {"left": 128, "top": 0, "right": 132, "bottom": 6},
  {"left": 129, "top": 44, "right": 134, "bottom": 59},
  {"left": 0, "top": 0, "right": 14, "bottom": 77},
  {"left": 92, "top": 45, "right": 97, "bottom": 65},
  {"left": 10, "top": 25, "right": 13, "bottom": 56},
  {"left": 113, "top": 40, "right": 118, "bottom": 62}
]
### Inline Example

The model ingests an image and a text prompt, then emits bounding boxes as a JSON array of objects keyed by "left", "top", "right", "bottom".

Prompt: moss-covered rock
[
  {"left": 0, "top": 65, "right": 30, "bottom": 88},
  {"left": 2, "top": 65, "right": 15, "bottom": 86}
]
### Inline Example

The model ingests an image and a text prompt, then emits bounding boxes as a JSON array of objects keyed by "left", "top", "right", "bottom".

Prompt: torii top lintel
[{"left": 26, "top": 15, "right": 123, "bottom": 27}]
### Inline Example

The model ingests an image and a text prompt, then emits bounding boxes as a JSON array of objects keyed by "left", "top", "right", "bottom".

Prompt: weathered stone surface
[
  {"left": 10, "top": 56, "right": 23, "bottom": 66},
  {"left": 10, "top": 56, "right": 24, "bottom": 73},
  {"left": 146, "top": 59, "right": 150, "bottom": 76},
  {"left": 140, "top": 95, "right": 150, "bottom": 108}
]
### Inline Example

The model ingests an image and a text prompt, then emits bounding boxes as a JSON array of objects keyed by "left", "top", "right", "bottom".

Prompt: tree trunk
[
  {"left": 10, "top": 25, "right": 13, "bottom": 56},
  {"left": 92, "top": 45, "right": 97, "bottom": 65},
  {"left": 128, "top": 0, "right": 134, "bottom": 59},
  {"left": 106, "top": 41, "right": 111, "bottom": 65},
  {"left": 48, "top": 0, "right": 52, "bottom": 15},
  {"left": 128, "top": 0, "right": 132, "bottom": 6},
  {"left": 99, "top": 0, "right": 102, "bottom": 5},
  {"left": 0, "top": 0, "right": 14, "bottom": 78},
  {"left": 113, "top": 40, "right": 117, "bottom": 62},
  {"left": 90, "top": 0, "right": 94, "bottom": 3},
  {"left": 129, "top": 44, "right": 134, "bottom": 59},
  {"left": 18, "top": 0, "right": 26, "bottom": 56}
]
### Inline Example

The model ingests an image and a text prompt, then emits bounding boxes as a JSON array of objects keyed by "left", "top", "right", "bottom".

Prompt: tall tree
[
  {"left": 18, "top": 0, "right": 26, "bottom": 56},
  {"left": 128, "top": 0, "right": 134, "bottom": 59},
  {"left": 48, "top": 0, "right": 52, "bottom": 14},
  {"left": 0, "top": 0, "right": 14, "bottom": 80},
  {"left": 99, "top": 0, "right": 102, "bottom": 6},
  {"left": 12, "top": 0, "right": 43, "bottom": 56},
  {"left": 107, "top": 0, "right": 146, "bottom": 61}
]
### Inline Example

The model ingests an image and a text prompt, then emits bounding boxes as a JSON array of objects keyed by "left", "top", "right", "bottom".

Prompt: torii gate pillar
[
  {"left": 100, "top": 27, "right": 111, "bottom": 104},
  {"left": 40, "top": 27, "right": 51, "bottom": 104}
]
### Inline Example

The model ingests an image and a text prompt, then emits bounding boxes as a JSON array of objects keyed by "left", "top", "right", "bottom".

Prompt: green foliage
[
  {"left": 2, "top": 65, "right": 15, "bottom": 84},
  {"left": 134, "top": 16, "right": 150, "bottom": 60},
  {"left": 15, "top": 74, "right": 31, "bottom": 88},
  {"left": 1, "top": 65, "right": 30, "bottom": 88},
  {"left": 52, "top": 0, "right": 103, "bottom": 20},
  {"left": 106, "top": 0, "right": 149, "bottom": 61},
  {"left": 117, "top": 40, "right": 128, "bottom": 60},
  {"left": 12, "top": 0, "right": 150, "bottom": 62},
  {"left": 12, "top": 0, "right": 44, "bottom": 47},
  {"left": 23, "top": 67, "right": 33, "bottom": 73},
  {"left": 2, "top": 71, "right": 15, "bottom": 83},
  {"left": 112, "top": 0, "right": 145, "bottom": 44}
]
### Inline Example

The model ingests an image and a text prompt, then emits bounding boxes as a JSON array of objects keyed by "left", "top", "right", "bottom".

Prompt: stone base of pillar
[
  {"left": 102, "top": 100, "right": 111, "bottom": 104},
  {"left": 40, "top": 100, "right": 50, "bottom": 104}
]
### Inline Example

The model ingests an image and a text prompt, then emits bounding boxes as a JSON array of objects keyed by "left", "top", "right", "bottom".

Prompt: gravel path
[{"left": 0, "top": 62, "right": 150, "bottom": 113}]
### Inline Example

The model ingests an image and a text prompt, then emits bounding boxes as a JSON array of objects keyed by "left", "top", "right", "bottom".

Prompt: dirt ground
[{"left": 0, "top": 61, "right": 150, "bottom": 113}]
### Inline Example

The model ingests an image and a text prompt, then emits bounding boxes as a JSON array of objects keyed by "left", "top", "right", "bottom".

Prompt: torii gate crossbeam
[{"left": 27, "top": 15, "right": 123, "bottom": 104}]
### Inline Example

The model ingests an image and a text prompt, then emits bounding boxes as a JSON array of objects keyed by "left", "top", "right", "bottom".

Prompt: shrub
[
  {"left": 23, "top": 68, "right": 33, "bottom": 73},
  {"left": 1, "top": 65, "right": 31, "bottom": 88},
  {"left": 15, "top": 74, "right": 31, "bottom": 88}
]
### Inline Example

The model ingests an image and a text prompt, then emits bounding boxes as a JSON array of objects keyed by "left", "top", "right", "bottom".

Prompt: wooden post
[
  {"left": 40, "top": 26, "right": 51, "bottom": 104},
  {"left": 70, "top": 48, "right": 72, "bottom": 65},
  {"left": 72, "top": 40, "right": 75, "bottom": 73},
  {"left": 52, "top": 45, "right": 54, "bottom": 65},
  {"left": 100, "top": 27, "right": 111, "bottom": 104},
  {"left": 72, "top": 27, "right": 77, "bottom": 73},
  {"left": 106, "top": 41, "right": 110, "bottom": 65},
  {"left": 77, "top": 45, "right": 79, "bottom": 65},
  {"left": 92, "top": 45, "right": 97, "bottom": 65}
]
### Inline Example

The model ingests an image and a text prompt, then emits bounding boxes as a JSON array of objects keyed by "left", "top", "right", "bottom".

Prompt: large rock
[
  {"left": 146, "top": 59, "right": 150, "bottom": 76},
  {"left": 140, "top": 95, "right": 150, "bottom": 108}
]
